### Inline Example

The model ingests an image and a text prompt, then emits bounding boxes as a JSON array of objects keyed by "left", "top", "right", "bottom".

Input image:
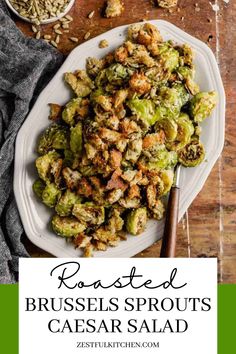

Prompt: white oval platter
[{"left": 14, "top": 20, "right": 225, "bottom": 258}]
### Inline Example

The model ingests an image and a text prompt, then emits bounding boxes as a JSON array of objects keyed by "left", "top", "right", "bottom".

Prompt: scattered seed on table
[
  {"left": 55, "top": 29, "right": 63, "bottom": 35},
  {"left": 62, "top": 23, "right": 69, "bottom": 29},
  {"left": 36, "top": 31, "right": 41, "bottom": 39},
  {"left": 31, "top": 25, "right": 38, "bottom": 33},
  {"left": 53, "top": 23, "right": 61, "bottom": 30},
  {"left": 50, "top": 40, "right": 58, "bottom": 47},
  {"left": 55, "top": 35, "right": 60, "bottom": 44},
  {"left": 70, "top": 37, "right": 78, "bottom": 42},
  {"left": 64, "top": 30, "right": 69, "bottom": 33},
  {"left": 44, "top": 34, "right": 51, "bottom": 40},
  {"left": 88, "top": 10, "right": 95, "bottom": 19},
  {"left": 65, "top": 14, "right": 73, "bottom": 21},
  {"left": 84, "top": 31, "right": 91, "bottom": 40}
]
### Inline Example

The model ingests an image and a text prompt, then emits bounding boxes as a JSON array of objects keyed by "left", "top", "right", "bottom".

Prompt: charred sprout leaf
[
  {"left": 72, "top": 202, "right": 105, "bottom": 226},
  {"left": 189, "top": 91, "right": 218, "bottom": 122},
  {"left": 126, "top": 207, "right": 147, "bottom": 235},
  {"left": 32, "top": 179, "right": 45, "bottom": 199},
  {"left": 52, "top": 215, "right": 86, "bottom": 237},
  {"left": 178, "top": 139, "right": 205, "bottom": 167},
  {"left": 42, "top": 183, "right": 61, "bottom": 208},
  {"left": 70, "top": 122, "right": 83, "bottom": 155},
  {"left": 35, "top": 151, "right": 60, "bottom": 183},
  {"left": 48, "top": 103, "right": 62, "bottom": 121},
  {"left": 37, "top": 124, "right": 68, "bottom": 155},
  {"left": 62, "top": 98, "right": 82, "bottom": 126},
  {"left": 55, "top": 190, "right": 81, "bottom": 216}
]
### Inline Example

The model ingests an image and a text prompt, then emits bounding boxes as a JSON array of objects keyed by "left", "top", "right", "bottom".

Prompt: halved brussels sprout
[
  {"left": 176, "top": 66, "right": 199, "bottom": 95},
  {"left": 154, "top": 86, "right": 185, "bottom": 121},
  {"left": 189, "top": 91, "right": 218, "bottom": 122},
  {"left": 52, "top": 215, "right": 86, "bottom": 237},
  {"left": 178, "top": 139, "right": 205, "bottom": 167},
  {"left": 167, "top": 113, "right": 194, "bottom": 151},
  {"left": 42, "top": 183, "right": 61, "bottom": 208},
  {"left": 154, "top": 118, "right": 178, "bottom": 142},
  {"left": 148, "top": 149, "right": 178, "bottom": 170},
  {"left": 35, "top": 150, "right": 60, "bottom": 183},
  {"left": 126, "top": 207, "right": 147, "bottom": 235},
  {"left": 70, "top": 122, "right": 83, "bottom": 155},
  {"left": 139, "top": 147, "right": 178, "bottom": 171},
  {"left": 72, "top": 202, "right": 105, "bottom": 226},
  {"left": 159, "top": 170, "right": 174, "bottom": 196},
  {"left": 106, "top": 63, "right": 129, "bottom": 85},
  {"left": 33, "top": 179, "right": 46, "bottom": 199},
  {"left": 55, "top": 190, "right": 80, "bottom": 216},
  {"left": 158, "top": 42, "right": 179, "bottom": 72},
  {"left": 127, "top": 98, "right": 159, "bottom": 126},
  {"left": 62, "top": 98, "right": 82, "bottom": 126},
  {"left": 172, "top": 83, "right": 190, "bottom": 107},
  {"left": 37, "top": 124, "right": 68, "bottom": 155}
]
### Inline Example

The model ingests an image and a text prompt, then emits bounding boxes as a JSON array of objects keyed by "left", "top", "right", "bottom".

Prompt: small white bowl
[{"left": 5, "top": 0, "right": 75, "bottom": 24}]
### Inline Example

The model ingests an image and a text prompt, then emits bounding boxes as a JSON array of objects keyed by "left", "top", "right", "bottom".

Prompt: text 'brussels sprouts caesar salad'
[{"left": 33, "top": 23, "right": 217, "bottom": 257}]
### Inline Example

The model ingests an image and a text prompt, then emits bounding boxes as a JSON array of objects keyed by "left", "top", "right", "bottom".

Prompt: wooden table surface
[{"left": 15, "top": 0, "right": 236, "bottom": 283}]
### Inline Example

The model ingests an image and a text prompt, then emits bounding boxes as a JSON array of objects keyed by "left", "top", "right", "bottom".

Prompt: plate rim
[{"left": 13, "top": 20, "right": 225, "bottom": 257}]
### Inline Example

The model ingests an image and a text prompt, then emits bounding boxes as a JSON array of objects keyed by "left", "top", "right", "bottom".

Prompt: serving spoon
[{"left": 160, "top": 164, "right": 181, "bottom": 257}]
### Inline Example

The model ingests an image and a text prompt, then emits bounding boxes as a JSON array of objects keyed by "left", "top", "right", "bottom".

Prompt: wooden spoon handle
[{"left": 160, "top": 186, "right": 180, "bottom": 258}]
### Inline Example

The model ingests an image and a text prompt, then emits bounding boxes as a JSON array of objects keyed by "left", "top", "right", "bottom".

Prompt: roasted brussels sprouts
[
  {"left": 55, "top": 190, "right": 80, "bottom": 216},
  {"left": 178, "top": 139, "right": 205, "bottom": 167},
  {"left": 189, "top": 91, "right": 218, "bottom": 122},
  {"left": 72, "top": 202, "right": 105, "bottom": 226},
  {"left": 70, "top": 122, "right": 83, "bottom": 155},
  {"left": 106, "top": 63, "right": 129, "bottom": 85},
  {"left": 32, "top": 179, "right": 45, "bottom": 199},
  {"left": 140, "top": 148, "right": 178, "bottom": 171},
  {"left": 62, "top": 98, "right": 82, "bottom": 126},
  {"left": 35, "top": 150, "right": 60, "bottom": 183},
  {"left": 126, "top": 207, "right": 147, "bottom": 235},
  {"left": 127, "top": 98, "right": 159, "bottom": 126},
  {"left": 42, "top": 183, "right": 61, "bottom": 208},
  {"left": 167, "top": 113, "right": 194, "bottom": 151},
  {"left": 158, "top": 42, "right": 179, "bottom": 72},
  {"left": 37, "top": 124, "right": 68, "bottom": 155},
  {"left": 154, "top": 118, "right": 178, "bottom": 142},
  {"left": 159, "top": 169, "right": 174, "bottom": 196},
  {"left": 52, "top": 215, "right": 86, "bottom": 237}
]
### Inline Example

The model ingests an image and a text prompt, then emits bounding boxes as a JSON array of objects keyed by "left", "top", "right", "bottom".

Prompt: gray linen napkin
[{"left": 0, "top": 1, "right": 64, "bottom": 283}]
